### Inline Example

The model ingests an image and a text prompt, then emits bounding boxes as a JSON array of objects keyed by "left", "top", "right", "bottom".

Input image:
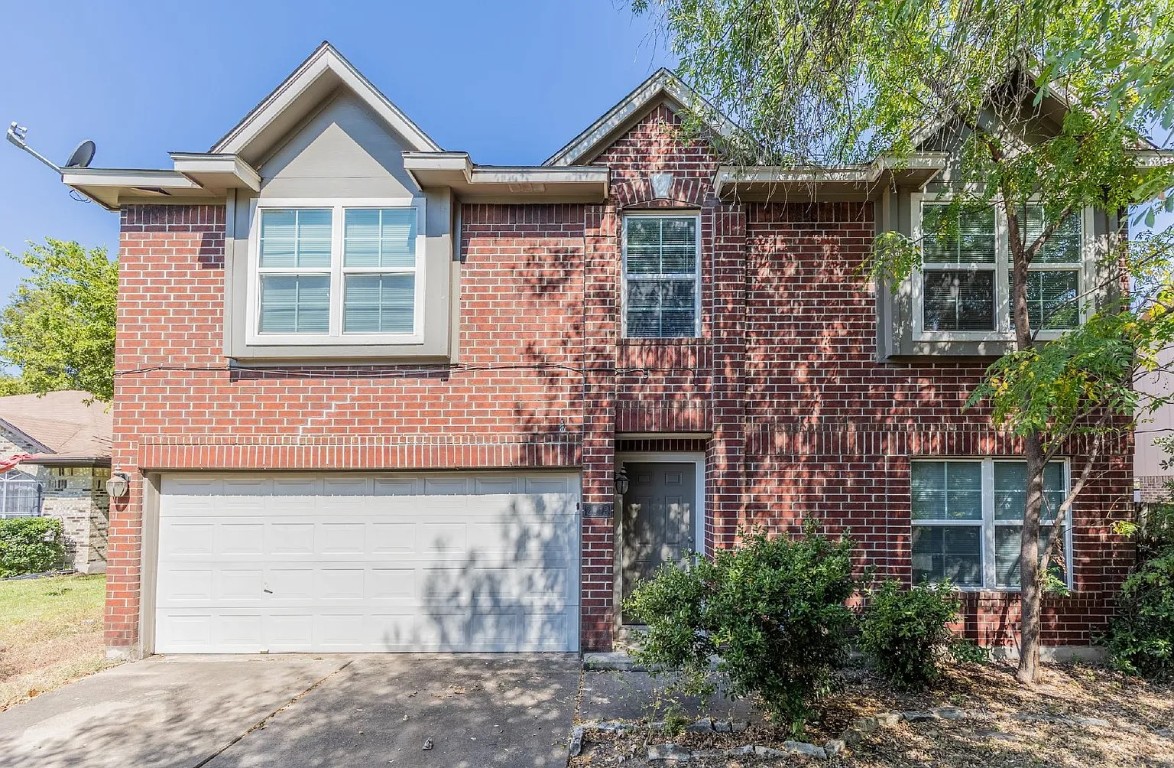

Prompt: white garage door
[{"left": 154, "top": 472, "right": 580, "bottom": 653}]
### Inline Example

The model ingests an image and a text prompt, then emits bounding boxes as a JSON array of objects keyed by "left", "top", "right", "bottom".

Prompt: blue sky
[
  {"left": 0, "top": 1, "right": 1170, "bottom": 307},
  {"left": 0, "top": 1, "right": 671, "bottom": 299}
]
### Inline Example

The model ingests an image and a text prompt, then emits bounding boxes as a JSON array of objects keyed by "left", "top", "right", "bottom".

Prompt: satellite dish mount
[{"left": 6, "top": 122, "right": 96, "bottom": 173}]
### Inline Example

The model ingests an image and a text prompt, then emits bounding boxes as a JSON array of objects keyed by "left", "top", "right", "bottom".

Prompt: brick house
[
  {"left": 61, "top": 43, "right": 1138, "bottom": 659},
  {"left": 0, "top": 390, "right": 112, "bottom": 572}
]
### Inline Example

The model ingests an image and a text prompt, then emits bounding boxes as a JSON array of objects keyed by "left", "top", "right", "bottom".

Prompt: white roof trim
[
  {"left": 403, "top": 152, "right": 609, "bottom": 201},
  {"left": 543, "top": 68, "right": 740, "bottom": 167},
  {"left": 170, "top": 153, "right": 262, "bottom": 191},
  {"left": 211, "top": 41, "right": 441, "bottom": 157},
  {"left": 714, "top": 153, "right": 949, "bottom": 199}
]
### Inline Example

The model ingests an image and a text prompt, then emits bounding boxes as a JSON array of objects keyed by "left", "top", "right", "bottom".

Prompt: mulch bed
[{"left": 571, "top": 661, "right": 1174, "bottom": 767}]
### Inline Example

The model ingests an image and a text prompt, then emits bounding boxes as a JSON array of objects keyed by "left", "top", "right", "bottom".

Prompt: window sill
[
  {"left": 245, "top": 333, "right": 424, "bottom": 346},
  {"left": 913, "top": 330, "right": 1072, "bottom": 344},
  {"left": 620, "top": 337, "right": 708, "bottom": 345},
  {"left": 227, "top": 342, "right": 448, "bottom": 364}
]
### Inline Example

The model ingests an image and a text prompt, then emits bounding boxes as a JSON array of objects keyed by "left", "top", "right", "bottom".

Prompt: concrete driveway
[{"left": 0, "top": 654, "right": 581, "bottom": 768}]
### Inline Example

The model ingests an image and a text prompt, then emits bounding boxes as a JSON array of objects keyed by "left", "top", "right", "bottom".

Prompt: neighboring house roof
[
  {"left": 543, "top": 68, "right": 742, "bottom": 167},
  {"left": 0, "top": 391, "right": 112, "bottom": 466}
]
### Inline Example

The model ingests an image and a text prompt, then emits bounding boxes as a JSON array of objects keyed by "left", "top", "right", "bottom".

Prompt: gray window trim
[
  {"left": 911, "top": 195, "right": 1091, "bottom": 342},
  {"left": 246, "top": 197, "right": 427, "bottom": 346}
]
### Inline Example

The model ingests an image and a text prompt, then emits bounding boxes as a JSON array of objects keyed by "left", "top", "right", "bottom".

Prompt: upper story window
[
  {"left": 913, "top": 197, "right": 1086, "bottom": 340},
  {"left": 622, "top": 214, "right": 701, "bottom": 338},
  {"left": 247, "top": 198, "right": 424, "bottom": 345},
  {"left": 911, "top": 458, "right": 1071, "bottom": 590}
]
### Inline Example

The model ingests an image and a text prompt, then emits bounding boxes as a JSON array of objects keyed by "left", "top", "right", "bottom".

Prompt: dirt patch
[{"left": 571, "top": 662, "right": 1174, "bottom": 767}]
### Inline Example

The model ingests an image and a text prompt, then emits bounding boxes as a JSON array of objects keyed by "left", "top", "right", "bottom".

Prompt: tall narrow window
[
  {"left": 343, "top": 208, "right": 417, "bottom": 334},
  {"left": 257, "top": 209, "right": 332, "bottom": 333},
  {"left": 920, "top": 205, "right": 997, "bottom": 332},
  {"left": 911, "top": 461, "right": 984, "bottom": 586},
  {"left": 623, "top": 215, "right": 700, "bottom": 338},
  {"left": 1012, "top": 205, "right": 1082, "bottom": 330}
]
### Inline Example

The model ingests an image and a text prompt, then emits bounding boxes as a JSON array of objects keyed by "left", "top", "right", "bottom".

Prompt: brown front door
[{"left": 619, "top": 462, "right": 696, "bottom": 623}]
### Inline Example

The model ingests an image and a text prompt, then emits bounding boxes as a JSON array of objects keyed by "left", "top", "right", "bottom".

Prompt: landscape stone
[
  {"left": 783, "top": 740, "right": 829, "bottom": 759},
  {"left": 648, "top": 743, "right": 692, "bottom": 762},
  {"left": 933, "top": 707, "right": 966, "bottom": 720},
  {"left": 851, "top": 716, "right": 879, "bottom": 734},
  {"left": 568, "top": 726, "right": 584, "bottom": 757}
]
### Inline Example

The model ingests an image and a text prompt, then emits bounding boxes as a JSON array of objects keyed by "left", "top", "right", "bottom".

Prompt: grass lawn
[{"left": 0, "top": 574, "right": 117, "bottom": 711}]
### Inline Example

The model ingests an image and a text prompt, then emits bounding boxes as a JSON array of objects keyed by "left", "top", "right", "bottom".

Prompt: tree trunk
[
  {"left": 1004, "top": 200, "right": 1046, "bottom": 684},
  {"left": 1017, "top": 432, "right": 1047, "bottom": 683}
]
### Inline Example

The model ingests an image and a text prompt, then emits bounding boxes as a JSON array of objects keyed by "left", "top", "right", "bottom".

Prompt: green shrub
[
  {"left": 624, "top": 527, "right": 858, "bottom": 735},
  {"left": 859, "top": 580, "right": 960, "bottom": 689},
  {"left": 949, "top": 638, "right": 992, "bottom": 665},
  {"left": 1103, "top": 548, "right": 1174, "bottom": 680},
  {"left": 1141, "top": 503, "right": 1174, "bottom": 559},
  {"left": 0, "top": 517, "right": 65, "bottom": 577}
]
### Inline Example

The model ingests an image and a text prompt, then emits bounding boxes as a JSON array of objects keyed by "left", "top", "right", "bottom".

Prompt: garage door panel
[
  {"left": 267, "top": 568, "right": 315, "bottom": 599},
  {"left": 160, "top": 523, "right": 215, "bottom": 557},
  {"left": 155, "top": 472, "right": 580, "bottom": 653},
  {"left": 157, "top": 569, "right": 214, "bottom": 602},
  {"left": 217, "top": 569, "right": 265, "bottom": 601},
  {"left": 367, "top": 568, "right": 415, "bottom": 599},
  {"left": 370, "top": 523, "right": 415, "bottom": 553},
  {"left": 271, "top": 522, "right": 315, "bottom": 554},
  {"left": 216, "top": 614, "right": 263, "bottom": 646},
  {"left": 220, "top": 524, "right": 264, "bottom": 555},
  {"left": 373, "top": 477, "right": 419, "bottom": 495},
  {"left": 318, "top": 523, "right": 366, "bottom": 554},
  {"left": 268, "top": 614, "right": 313, "bottom": 647}
]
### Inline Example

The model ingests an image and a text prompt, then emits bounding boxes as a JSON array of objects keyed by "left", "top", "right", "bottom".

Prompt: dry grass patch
[{"left": 0, "top": 574, "right": 116, "bottom": 710}]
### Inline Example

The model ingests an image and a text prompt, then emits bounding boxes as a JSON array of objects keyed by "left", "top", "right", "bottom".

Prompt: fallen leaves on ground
[{"left": 571, "top": 661, "right": 1174, "bottom": 767}]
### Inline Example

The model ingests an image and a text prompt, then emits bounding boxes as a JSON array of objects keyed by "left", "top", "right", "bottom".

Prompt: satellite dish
[{"left": 63, "top": 140, "right": 96, "bottom": 169}]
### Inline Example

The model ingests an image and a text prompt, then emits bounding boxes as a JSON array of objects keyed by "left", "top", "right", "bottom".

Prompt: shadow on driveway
[
  {"left": 0, "top": 654, "right": 581, "bottom": 768},
  {"left": 205, "top": 655, "right": 581, "bottom": 768}
]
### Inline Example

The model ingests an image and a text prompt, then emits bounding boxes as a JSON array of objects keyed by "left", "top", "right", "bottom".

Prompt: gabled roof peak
[
  {"left": 211, "top": 41, "right": 441, "bottom": 165},
  {"left": 543, "top": 67, "right": 739, "bottom": 167}
]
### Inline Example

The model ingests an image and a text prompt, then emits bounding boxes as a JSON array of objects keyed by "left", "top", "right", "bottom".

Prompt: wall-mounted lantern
[
  {"left": 105, "top": 471, "right": 130, "bottom": 499},
  {"left": 614, "top": 464, "right": 630, "bottom": 496}
]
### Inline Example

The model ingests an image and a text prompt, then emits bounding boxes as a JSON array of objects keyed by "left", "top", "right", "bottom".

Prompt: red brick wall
[
  {"left": 734, "top": 201, "right": 1134, "bottom": 647},
  {"left": 107, "top": 104, "right": 1133, "bottom": 654},
  {"left": 109, "top": 203, "right": 589, "bottom": 648}
]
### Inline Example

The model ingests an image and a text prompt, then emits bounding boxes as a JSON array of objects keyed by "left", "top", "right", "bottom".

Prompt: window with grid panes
[
  {"left": 623, "top": 215, "right": 700, "bottom": 338},
  {"left": 911, "top": 459, "right": 1070, "bottom": 590}
]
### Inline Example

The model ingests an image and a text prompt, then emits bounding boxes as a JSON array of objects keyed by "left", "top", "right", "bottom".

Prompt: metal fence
[{"left": 0, "top": 476, "right": 43, "bottom": 518}]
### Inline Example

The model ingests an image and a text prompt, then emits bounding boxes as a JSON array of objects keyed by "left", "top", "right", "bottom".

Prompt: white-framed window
[
  {"left": 912, "top": 196, "right": 1089, "bottom": 341},
  {"left": 911, "top": 458, "right": 1072, "bottom": 591},
  {"left": 246, "top": 198, "right": 425, "bottom": 345},
  {"left": 622, "top": 213, "right": 701, "bottom": 338}
]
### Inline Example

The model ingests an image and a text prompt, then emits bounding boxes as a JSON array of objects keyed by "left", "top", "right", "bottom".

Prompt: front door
[{"left": 619, "top": 462, "right": 696, "bottom": 623}]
